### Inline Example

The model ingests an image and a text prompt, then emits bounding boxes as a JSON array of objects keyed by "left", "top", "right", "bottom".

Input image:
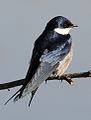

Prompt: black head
[{"left": 45, "top": 16, "right": 78, "bottom": 31}]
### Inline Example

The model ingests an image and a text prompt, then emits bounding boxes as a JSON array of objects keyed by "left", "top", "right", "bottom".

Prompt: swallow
[{"left": 5, "top": 16, "right": 78, "bottom": 106}]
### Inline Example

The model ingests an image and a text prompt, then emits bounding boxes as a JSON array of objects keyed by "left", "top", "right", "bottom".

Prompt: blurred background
[{"left": 0, "top": 0, "right": 91, "bottom": 120}]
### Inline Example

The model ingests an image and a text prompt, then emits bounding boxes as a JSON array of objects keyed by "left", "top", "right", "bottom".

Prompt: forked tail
[
  {"left": 5, "top": 82, "right": 38, "bottom": 106},
  {"left": 4, "top": 88, "right": 22, "bottom": 105}
]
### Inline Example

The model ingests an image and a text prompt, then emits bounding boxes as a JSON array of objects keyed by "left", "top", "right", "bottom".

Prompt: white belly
[{"left": 56, "top": 49, "right": 73, "bottom": 76}]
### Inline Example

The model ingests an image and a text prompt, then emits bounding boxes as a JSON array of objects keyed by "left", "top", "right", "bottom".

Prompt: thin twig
[
  {"left": 0, "top": 70, "right": 91, "bottom": 90},
  {"left": 0, "top": 79, "right": 25, "bottom": 90}
]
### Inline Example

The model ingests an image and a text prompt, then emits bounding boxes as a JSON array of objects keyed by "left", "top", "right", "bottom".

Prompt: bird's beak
[{"left": 72, "top": 24, "right": 78, "bottom": 27}]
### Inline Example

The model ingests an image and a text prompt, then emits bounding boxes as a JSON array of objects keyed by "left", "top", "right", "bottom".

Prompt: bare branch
[
  {"left": 0, "top": 79, "right": 25, "bottom": 90},
  {"left": 0, "top": 70, "right": 91, "bottom": 90}
]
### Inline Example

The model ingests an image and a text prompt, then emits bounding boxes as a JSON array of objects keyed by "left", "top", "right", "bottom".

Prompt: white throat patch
[{"left": 54, "top": 28, "right": 72, "bottom": 35}]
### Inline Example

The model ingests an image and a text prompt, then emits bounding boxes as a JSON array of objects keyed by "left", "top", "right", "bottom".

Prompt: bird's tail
[
  {"left": 13, "top": 87, "right": 38, "bottom": 106},
  {"left": 13, "top": 83, "right": 32, "bottom": 102},
  {"left": 5, "top": 81, "right": 38, "bottom": 106},
  {"left": 4, "top": 88, "right": 22, "bottom": 105}
]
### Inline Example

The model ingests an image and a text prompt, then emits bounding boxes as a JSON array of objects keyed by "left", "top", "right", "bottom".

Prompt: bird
[{"left": 5, "top": 16, "right": 78, "bottom": 106}]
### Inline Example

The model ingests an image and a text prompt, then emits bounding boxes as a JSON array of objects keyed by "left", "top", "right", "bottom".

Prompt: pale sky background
[{"left": 0, "top": 0, "right": 91, "bottom": 120}]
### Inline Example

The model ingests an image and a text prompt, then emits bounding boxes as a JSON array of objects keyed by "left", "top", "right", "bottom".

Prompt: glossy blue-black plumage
[
  {"left": 5, "top": 16, "right": 74, "bottom": 106},
  {"left": 19, "top": 30, "right": 72, "bottom": 97}
]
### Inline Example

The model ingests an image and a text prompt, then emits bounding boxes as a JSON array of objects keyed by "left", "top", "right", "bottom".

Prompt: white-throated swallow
[{"left": 5, "top": 16, "right": 78, "bottom": 106}]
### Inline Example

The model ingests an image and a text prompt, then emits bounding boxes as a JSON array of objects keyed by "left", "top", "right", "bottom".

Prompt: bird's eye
[{"left": 63, "top": 23, "right": 68, "bottom": 28}]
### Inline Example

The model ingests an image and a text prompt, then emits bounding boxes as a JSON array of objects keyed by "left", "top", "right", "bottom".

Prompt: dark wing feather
[
  {"left": 5, "top": 33, "right": 47, "bottom": 105},
  {"left": 19, "top": 33, "right": 72, "bottom": 97},
  {"left": 19, "top": 33, "right": 49, "bottom": 97},
  {"left": 5, "top": 32, "right": 72, "bottom": 105}
]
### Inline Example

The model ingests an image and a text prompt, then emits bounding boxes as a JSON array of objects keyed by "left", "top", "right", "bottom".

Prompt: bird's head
[{"left": 45, "top": 16, "right": 78, "bottom": 35}]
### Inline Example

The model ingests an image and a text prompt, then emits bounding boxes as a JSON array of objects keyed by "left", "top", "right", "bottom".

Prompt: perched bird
[{"left": 5, "top": 16, "right": 78, "bottom": 106}]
